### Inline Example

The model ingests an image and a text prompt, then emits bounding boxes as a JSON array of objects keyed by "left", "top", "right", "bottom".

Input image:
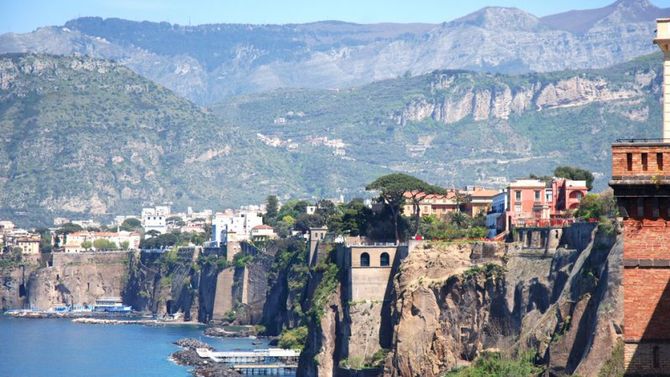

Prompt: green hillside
[
  {"left": 0, "top": 54, "right": 326, "bottom": 225},
  {"left": 214, "top": 53, "right": 662, "bottom": 193}
]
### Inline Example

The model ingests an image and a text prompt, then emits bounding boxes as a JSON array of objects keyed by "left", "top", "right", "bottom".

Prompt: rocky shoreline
[{"left": 171, "top": 338, "right": 241, "bottom": 377}]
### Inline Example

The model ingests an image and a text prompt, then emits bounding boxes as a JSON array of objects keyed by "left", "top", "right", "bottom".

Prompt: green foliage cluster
[
  {"left": 56, "top": 223, "right": 83, "bottom": 235},
  {"left": 339, "top": 349, "right": 388, "bottom": 370},
  {"left": 419, "top": 213, "right": 487, "bottom": 241},
  {"left": 140, "top": 231, "right": 206, "bottom": 249},
  {"left": 233, "top": 252, "right": 255, "bottom": 268},
  {"left": 120, "top": 218, "right": 142, "bottom": 232},
  {"left": 93, "top": 238, "right": 117, "bottom": 250},
  {"left": 307, "top": 258, "right": 340, "bottom": 321},
  {"left": 554, "top": 166, "right": 595, "bottom": 191},
  {"left": 463, "top": 263, "right": 506, "bottom": 280},
  {"left": 278, "top": 326, "right": 308, "bottom": 351},
  {"left": 444, "top": 352, "right": 541, "bottom": 377},
  {"left": 367, "top": 173, "right": 443, "bottom": 241},
  {"left": 574, "top": 191, "right": 618, "bottom": 221},
  {"left": 199, "top": 254, "right": 228, "bottom": 271}
]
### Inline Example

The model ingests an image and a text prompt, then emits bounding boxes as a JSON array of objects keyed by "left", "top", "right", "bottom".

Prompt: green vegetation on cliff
[{"left": 445, "top": 352, "right": 541, "bottom": 377}]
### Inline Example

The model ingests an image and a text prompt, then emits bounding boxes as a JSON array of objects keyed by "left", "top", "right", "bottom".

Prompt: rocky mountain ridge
[
  {"left": 0, "top": 0, "right": 667, "bottom": 104},
  {"left": 216, "top": 53, "right": 663, "bottom": 194}
]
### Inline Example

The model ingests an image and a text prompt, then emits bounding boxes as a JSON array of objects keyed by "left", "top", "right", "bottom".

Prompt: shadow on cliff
[{"left": 624, "top": 267, "right": 670, "bottom": 376}]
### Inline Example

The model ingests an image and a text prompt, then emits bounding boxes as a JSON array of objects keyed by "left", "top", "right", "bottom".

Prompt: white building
[
  {"left": 62, "top": 231, "right": 141, "bottom": 253},
  {"left": 210, "top": 209, "right": 263, "bottom": 246},
  {"left": 142, "top": 206, "right": 169, "bottom": 234}
]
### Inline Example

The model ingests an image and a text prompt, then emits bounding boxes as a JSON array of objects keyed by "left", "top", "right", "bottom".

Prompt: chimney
[{"left": 654, "top": 18, "right": 670, "bottom": 140}]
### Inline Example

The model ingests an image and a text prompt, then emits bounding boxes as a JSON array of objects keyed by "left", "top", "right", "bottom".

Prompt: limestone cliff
[
  {"left": 28, "top": 252, "right": 129, "bottom": 310},
  {"left": 385, "top": 225, "right": 622, "bottom": 376},
  {"left": 394, "top": 73, "right": 650, "bottom": 126}
]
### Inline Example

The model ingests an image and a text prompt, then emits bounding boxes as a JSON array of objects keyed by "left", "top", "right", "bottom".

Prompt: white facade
[
  {"left": 141, "top": 207, "right": 168, "bottom": 234},
  {"left": 210, "top": 210, "right": 263, "bottom": 245},
  {"left": 62, "top": 231, "right": 141, "bottom": 252}
]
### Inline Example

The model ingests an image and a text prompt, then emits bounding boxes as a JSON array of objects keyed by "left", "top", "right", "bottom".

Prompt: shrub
[
  {"left": 445, "top": 352, "right": 541, "bottom": 377},
  {"left": 278, "top": 326, "right": 308, "bottom": 350}
]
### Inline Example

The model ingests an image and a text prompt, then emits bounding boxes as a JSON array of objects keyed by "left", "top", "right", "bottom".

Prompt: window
[
  {"left": 534, "top": 190, "right": 541, "bottom": 201},
  {"left": 627, "top": 153, "right": 633, "bottom": 171},
  {"left": 653, "top": 345, "right": 660, "bottom": 368},
  {"left": 360, "top": 252, "right": 370, "bottom": 267},
  {"left": 380, "top": 252, "right": 390, "bottom": 267},
  {"left": 642, "top": 153, "right": 648, "bottom": 171},
  {"left": 515, "top": 204, "right": 521, "bottom": 213},
  {"left": 515, "top": 191, "right": 521, "bottom": 201},
  {"left": 659, "top": 153, "right": 664, "bottom": 171},
  {"left": 575, "top": 192, "right": 583, "bottom": 200}
]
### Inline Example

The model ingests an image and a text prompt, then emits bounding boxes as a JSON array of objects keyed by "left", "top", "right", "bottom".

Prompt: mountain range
[
  {"left": 0, "top": 51, "right": 663, "bottom": 224},
  {"left": 0, "top": 0, "right": 667, "bottom": 104},
  {"left": 0, "top": 0, "right": 668, "bottom": 224}
]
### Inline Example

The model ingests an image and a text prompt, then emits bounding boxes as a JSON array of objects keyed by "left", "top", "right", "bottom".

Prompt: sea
[{"left": 0, "top": 316, "right": 273, "bottom": 377}]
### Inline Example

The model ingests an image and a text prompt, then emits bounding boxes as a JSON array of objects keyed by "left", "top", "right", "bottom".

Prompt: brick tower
[{"left": 610, "top": 18, "right": 670, "bottom": 374}]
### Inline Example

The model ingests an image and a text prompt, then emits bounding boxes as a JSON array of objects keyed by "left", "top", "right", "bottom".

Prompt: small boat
[{"left": 53, "top": 305, "right": 70, "bottom": 313}]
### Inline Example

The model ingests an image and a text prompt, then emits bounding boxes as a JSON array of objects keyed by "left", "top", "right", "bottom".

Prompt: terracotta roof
[{"left": 252, "top": 225, "right": 274, "bottom": 230}]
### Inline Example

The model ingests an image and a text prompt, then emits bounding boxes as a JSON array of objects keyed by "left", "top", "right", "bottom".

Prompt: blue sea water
[{"left": 0, "top": 317, "right": 270, "bottom": 377}]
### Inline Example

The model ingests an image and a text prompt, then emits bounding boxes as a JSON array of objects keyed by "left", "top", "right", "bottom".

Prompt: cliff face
[
  {"left": 28, "top": 252, "right": 130, "bottom": 310},
  {"left": 123, "top": 249, "right": 201, "bottom": 319},
  {"left": 1, "top": 249, "right": 214, "bottom": 322},
  {"left": 0, "top": 258, "right": 41, "bottom": 310},
  {"left": 385, "top": 225, "right": 622, "bottom": 376},
  {"left": 394, "top": 74, "right": 652, "bottom": 127}
]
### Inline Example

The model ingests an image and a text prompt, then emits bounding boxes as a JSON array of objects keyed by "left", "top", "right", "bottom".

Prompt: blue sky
[{"left": 1, "top": 0, "right": 670, "bottom": 34}]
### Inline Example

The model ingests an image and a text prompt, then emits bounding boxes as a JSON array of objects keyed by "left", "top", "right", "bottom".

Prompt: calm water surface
[{"left": 0, "top": 316, "right": 270, "bottom": 377}]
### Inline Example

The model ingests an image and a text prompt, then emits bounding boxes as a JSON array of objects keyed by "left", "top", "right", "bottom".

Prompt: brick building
[{"left": 609, "top": 18, "right": 670, "bottom": 375}]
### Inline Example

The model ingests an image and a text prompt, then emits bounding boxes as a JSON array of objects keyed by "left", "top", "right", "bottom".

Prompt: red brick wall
[
  {"left": 624, "top": 268, "right": 670, "bottom": 341},
  {"left": 623, "top": 219, "right": 670, "bottom": 260},
  {"left": 612, "top": 145, "right": 670, "bottom": 177}
]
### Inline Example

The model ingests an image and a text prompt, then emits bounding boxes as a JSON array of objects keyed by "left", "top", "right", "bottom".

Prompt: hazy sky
[{"left": 1, "top": 0, "right": 670, "bottom": 34}]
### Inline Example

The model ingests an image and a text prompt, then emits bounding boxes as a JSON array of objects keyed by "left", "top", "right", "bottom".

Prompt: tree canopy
[
  {"left": 366, "top": 173, "right": 444, "bottom": 242},
  {"left": 554, "top": 166, "right": 594, "bottom": 190},
  {"left": 120, "top": 218, "right": 142, "bottom": 232}
]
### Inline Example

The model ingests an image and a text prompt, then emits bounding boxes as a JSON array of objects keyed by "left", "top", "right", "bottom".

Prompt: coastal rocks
[
  {"left": 171, "top": 338, "right": 241, "bottom": 377},
  {"left": 204, "top": 326, "right": 256, "bottom": 338},
  {"left": 174, "top": 338, "right": 214, "bottom": 351}
]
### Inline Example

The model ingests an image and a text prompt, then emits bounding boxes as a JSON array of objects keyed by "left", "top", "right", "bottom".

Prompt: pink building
[{"left": 505, "top": 178, "right": 588, "bottom": 228}]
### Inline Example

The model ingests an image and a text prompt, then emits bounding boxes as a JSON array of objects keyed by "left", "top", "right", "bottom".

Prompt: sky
[{"left": 1, "top": 0, "right": 670, "bottom": 34}]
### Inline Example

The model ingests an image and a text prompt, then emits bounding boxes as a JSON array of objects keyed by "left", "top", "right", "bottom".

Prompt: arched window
[
  {"left": 360, "top": 252, "right": 370, "bottom": 267},
  {"left": 380, "top": 252, "right": 390, "bottom": 267}
]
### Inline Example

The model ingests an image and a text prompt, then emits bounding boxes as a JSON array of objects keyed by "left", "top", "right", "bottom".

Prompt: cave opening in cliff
[
  {"left": 166, "top": 299, "right": 174, "bottom": 314},
  {"left": 18, "top": 283, "right": 25, "bottom": 298}
]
